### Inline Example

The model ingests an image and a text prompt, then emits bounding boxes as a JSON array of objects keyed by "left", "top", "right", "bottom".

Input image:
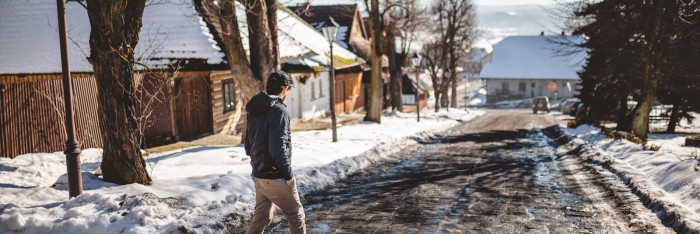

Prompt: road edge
[{"left": 544, "top": 125, "right": 700, "bottom": 234}]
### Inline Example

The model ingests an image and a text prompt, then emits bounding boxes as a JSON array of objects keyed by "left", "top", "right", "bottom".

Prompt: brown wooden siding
[
  {"left": 173, "top": 73, "right": 213, "bottom": 139},
  {"left": 335, "top": 72, "right": 363, "bottom": 113},
  {"left": 0, "top": 74, "right": 101, "bottom": 158},
  {"left": 1, "top": 72, "right": 216, "bottom": 158},
  {"left": 210, "top": 70, "right": 245, "bottom": 135}
]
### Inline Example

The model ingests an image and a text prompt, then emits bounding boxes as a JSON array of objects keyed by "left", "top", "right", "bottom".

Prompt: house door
[
  {"left": 335, "top": 80, "right": 345, "bottom": 114},
  {"left": 173, "top": 76, "right": 213, "bottom": 140}
]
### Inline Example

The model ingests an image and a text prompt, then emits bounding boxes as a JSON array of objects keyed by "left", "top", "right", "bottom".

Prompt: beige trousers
[{"left": 246, "top": 177, "right": 306, "bottom": 234}]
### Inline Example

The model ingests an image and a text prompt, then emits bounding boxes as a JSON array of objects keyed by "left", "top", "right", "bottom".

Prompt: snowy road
[{"left": 267, "top": 109, "right": 673, "bottom": 233}]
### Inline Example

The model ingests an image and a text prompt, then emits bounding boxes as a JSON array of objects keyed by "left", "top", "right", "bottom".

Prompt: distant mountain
[{"left": 475, "top": 5, "right": 560, "bottom": 51}]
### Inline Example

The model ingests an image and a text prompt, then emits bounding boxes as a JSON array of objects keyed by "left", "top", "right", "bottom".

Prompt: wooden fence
[
  {"left": 1, "top": 73, "right": 212, "bottom": 158},
  {"left": 1, "top": 75, "right": 102, "bottom": 158}
]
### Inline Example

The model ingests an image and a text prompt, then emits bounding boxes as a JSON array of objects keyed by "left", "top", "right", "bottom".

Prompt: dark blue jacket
[{"left": 244, "top": 92, "right": 292, "bottom": 180}]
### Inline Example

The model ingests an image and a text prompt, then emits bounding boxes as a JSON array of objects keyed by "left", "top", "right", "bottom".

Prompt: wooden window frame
[{"left": 223, "top": 79, "right": 235, "bottom": 113}]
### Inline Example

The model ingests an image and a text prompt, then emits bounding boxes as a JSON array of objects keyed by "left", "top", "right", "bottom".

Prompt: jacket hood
[{"left": 245, "top": 92, "right": 279, "bottom": 115}]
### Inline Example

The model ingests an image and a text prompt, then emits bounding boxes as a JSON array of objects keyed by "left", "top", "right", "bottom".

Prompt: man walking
[{"left": 245, "top": 71, "right": 306, "bottom": 234}]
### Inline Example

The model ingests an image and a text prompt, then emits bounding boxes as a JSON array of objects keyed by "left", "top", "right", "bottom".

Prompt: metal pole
[
  {"left": 57, "top": 0, "right": 83, "bottom": 198},
  {"left": 465, "top": 75, "right": 468, "bottom": 111},
  {"left": 415, "top": 67, "right": 420, "bottom": 122},
  {"left": 329, "top": 42, "right": 338, "bottom": 142}
]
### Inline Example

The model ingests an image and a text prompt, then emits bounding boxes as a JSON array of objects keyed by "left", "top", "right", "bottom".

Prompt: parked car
[
  {"left": 560, "top": 99, "right": 579, "bottom": 114},
  {"left": 532, "top": 96, "right": 551, "bottom": 114},
  {"left": 569, "top": 102, "right": 582, "bottom": 117}
]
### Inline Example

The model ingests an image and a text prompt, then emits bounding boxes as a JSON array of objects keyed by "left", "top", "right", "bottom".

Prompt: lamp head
[
  {"left": 412, "top": 53, "right": 421, "bottom": 67},
  {"left": 322, "top": 16, "right": 339, "bottom": 43}
]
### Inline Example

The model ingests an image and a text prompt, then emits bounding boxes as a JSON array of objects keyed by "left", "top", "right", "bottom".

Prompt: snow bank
[
  {"left": 555, "top": 125, "right": 700, "bottom": 232},
  {"left": 0, "top": 109, "right": 483, "bottom": 233}
]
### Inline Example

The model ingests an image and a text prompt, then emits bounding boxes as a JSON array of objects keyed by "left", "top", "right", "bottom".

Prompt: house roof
[
  {"left": 272, "top": 5, "right": 365, "bottom": 70},
  {"left": 229, "top": 2, "right": 364, "bottom": 71},
  {"left": 0, "top": 0, "right": 225, "bottom": 74},
  {"left": 479, "top": 36, "right": 586, "bottom": 80},
  {"left": 287, "top": 4, "right": 362, "bottom": 50}
]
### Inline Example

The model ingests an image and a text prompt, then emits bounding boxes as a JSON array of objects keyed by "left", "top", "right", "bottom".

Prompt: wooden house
[
  {"left": 288, "top": 3, "right": 371, "bottom": 113},
  {"left": 0, "top": 0, "right": 367, "bottom": 158},
  {"left": 0, "top": 0, "right": 234, "bottom": 158}
]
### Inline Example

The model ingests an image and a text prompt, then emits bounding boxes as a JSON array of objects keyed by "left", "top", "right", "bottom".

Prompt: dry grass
[
  {"left": 145, "top": 113, "right": 366, "bottom": 154},
  {"left": 646, "top": 144, "right": 662, "bottom": 151},
  {"left": 291, "top": 113, "right": 365, "bottom": 132},
  {"left": 145, "top": 134, "right": 242, "bottom": 154}
]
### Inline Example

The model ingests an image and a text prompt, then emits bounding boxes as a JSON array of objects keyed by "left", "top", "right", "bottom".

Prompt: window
[
  {"left": 501, "top": 82, "right": 509, "bottom": 93},
  {"left": 531, "top": 82, "right": 536, "bottom": 88},
  {"left": 519, "top": 82, "right": 526, "bottom": 92},
  {"left": 223, "top": 79, "right": 235, "bottom": 113}
]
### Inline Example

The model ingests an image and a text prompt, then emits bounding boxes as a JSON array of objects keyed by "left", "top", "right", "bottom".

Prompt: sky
[
  {"left": 281, "top": 0, "right": 555, "bottom": 6},
  {"left": 280, "top": 0, "right": 560, "bottom": 51},
  {"left": 474, "top": 0, "right": 554, "bottom": 5}
]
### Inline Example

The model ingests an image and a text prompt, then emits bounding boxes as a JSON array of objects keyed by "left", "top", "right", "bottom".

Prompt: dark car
[
  {"left": 569, "top": 102, "right": 582, "bottom": 117},
  {"left": 532, "top": 97, "right": 550, "bottom": 114}
]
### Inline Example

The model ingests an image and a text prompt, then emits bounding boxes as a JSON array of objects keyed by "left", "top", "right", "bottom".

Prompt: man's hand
[{"left": 286, "top": 177, "right": 295, "bottom": 186}]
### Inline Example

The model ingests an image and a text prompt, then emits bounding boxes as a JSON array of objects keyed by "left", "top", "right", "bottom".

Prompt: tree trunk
[
  {"left": 386, "top": 24, "right": 403, "bottom": 112},
  {"left": 365, "top": 0, "right": 383, "bottom": 123},
  {"left": 631, "top": 0, "right": 665, "bottom": 141},
  {"left": 87, "top": 0, "right": 151, "bottom": 185},
  {"left": 244, "top": 0, "right": 277, "bottom": 86},
  {"left": 434, "top": 92, "right": 441, "bottom": 112},
  {"left": 667, "top": 103, "right": 680, "bottom": 133},
  {"left": 440, "top": 90, "right": 449, "bottom": 108},
  {"left": 616, "top": 97, "right": 631, "bottom": 131},
  {"left": 265, "top": 0, "right": 280, "bottom": 70}
]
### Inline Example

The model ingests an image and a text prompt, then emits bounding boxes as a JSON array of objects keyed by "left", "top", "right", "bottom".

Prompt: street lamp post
[
  {"left": 56, "top": 0, "right": 83, "bottom": 198},
  {"left": 411, "top": 54, "right": 422, "bottom": 122},
  {"left": 464, "top": 75, "right": 468, "bottom": 111},
  {"left": 322, "top": 17, "right": 339, "bottom": 142}
]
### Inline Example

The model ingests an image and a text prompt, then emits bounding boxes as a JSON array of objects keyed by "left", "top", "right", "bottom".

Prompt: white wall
[
  {"left": 485, "top": 78, "right": 579, "bottom": 101},
  {"left": 286, "top": 72, "right": 330, "bottom": 121}
]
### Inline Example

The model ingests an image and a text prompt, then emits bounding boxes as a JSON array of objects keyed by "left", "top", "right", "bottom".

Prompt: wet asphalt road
[{"left": 267, "top": 109, "right": 672, "bottom": 233}]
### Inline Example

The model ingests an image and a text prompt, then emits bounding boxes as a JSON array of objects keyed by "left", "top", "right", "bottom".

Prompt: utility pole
[{"left": 56, "top": 0, "right": 83, "bottom": 198}]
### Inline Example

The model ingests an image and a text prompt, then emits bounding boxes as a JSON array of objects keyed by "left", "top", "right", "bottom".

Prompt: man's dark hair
[{"left": 266, "top": 71, "right": 293, "bottom": 95}]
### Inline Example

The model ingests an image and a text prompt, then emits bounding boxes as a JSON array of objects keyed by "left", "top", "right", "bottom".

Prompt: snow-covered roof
[
  {"left": 287, "top": 4, "right": 361, "bottom": 51},
  {"left": 0, "top": 0, "right": 225, "bottom": 74},
  {"left": 479, "top": 36, "right": 586, "bottom": 80},
  {"left": 277, "top": 6, "right": 364, "bottom": 70},
  {"left": 235, "top": 3, "right": 364, "bottom": 71}
]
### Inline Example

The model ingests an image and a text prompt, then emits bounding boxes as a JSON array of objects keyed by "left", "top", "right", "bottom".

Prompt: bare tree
[
  {"left": 386, "top": 0, "right": 426, "bottom": 112},
  {"left": 422, "top": 0, "right": 477, "bottom": 112},
  {"left": 86, "top": 0, "right": 151, "bottom": 185}
]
